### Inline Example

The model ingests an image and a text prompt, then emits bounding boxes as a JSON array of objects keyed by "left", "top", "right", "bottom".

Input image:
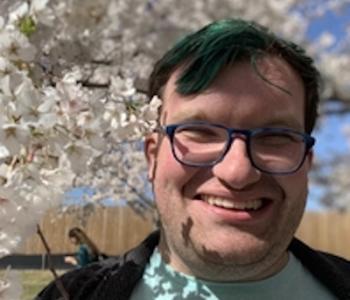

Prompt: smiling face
[{"left": 145, "top": 55, "right": 313, "bottom": 281}]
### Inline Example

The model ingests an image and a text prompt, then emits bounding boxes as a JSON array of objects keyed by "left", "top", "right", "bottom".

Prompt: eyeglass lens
[{"left": 171, "top": 123, "right": 307, "bottom": 173}]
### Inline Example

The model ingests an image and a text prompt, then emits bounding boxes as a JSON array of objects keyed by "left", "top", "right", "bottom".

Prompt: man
[{"left": 37, "top": 18, "right": 350, "bottom": 300}]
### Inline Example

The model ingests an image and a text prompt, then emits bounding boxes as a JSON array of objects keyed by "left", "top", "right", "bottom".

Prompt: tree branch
[
  {"left": 116, "top": 175, "right": 155, "bottom": 210},
  {"left": 36, "top": 224, "right": 70, "bottom": 300}
]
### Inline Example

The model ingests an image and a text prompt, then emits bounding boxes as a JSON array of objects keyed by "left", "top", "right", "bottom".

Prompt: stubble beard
[
  {"left": 155, "top": 187, "right": 285, "bottom": 282},
  {"left": 155, "top": 183, "right": 307, "bottom": 282}
]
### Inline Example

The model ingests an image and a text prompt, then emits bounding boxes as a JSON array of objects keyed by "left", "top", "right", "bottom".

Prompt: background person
[
  {"left": 36, "top": 18, "right": 350, "bottom": 300},
  {"left": 64, "top": 227, "right": 101, "bottom": 267}
]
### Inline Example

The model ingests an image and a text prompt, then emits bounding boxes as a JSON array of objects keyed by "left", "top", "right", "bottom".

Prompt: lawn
[
  {"left": 22, "top": 270, "right": 64, "bottom": 300},
  {"left": 1, "top": 269, "right": 66, "bottom": 300}
]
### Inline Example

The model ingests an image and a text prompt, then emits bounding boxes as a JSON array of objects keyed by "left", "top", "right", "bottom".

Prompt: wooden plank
[{"left": 16, "top": 209, "right": 350, "bottom": 260}]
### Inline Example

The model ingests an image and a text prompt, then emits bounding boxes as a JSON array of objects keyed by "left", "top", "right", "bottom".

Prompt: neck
[{"left": 158, "top": 235, "right": 289, "bottom": 282}]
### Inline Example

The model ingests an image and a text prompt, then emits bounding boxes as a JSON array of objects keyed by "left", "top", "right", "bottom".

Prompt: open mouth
[{"left": 197, "top": 195, "right": 270, "bottom": 211}]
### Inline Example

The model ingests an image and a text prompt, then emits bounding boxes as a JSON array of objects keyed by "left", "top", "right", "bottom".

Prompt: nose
[{"left": 212, "top": 138, "right": 261, "bottom": 190}]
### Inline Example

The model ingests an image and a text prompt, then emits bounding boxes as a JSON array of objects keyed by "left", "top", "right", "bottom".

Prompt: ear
[{"left": 145, "top": 133, "right": 159, "bottom": 181}]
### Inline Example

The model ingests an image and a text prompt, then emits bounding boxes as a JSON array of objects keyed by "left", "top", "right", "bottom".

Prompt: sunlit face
[
  {"left": 69, "top": 236, "right": 78, "bottom": 245},
  {"left": 145, "top": 55, "right": 313, "bottom": 281}
]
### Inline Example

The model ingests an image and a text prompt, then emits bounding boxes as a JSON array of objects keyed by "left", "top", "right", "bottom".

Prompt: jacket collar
[
  {"left": 290, "top": 238, "right": 350, "bottom": 300},
  {"left": 104, "top": 231, "right": 350, "bottom": 300}
]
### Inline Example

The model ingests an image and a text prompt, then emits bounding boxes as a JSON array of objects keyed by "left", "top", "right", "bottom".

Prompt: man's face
[{"left": 145, "top": 55, "right": 313, "bottom": 281}]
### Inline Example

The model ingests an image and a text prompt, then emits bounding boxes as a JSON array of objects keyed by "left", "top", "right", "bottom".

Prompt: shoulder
[
  {"left": 78, "top": 244, "right": 88, "bottom": 252},
  {"left": 290, "top": 237, "right": 350, "bottom": 299},
  {"left": 313, "top": 249, "right": 350, "bottom": 274},
  {"left": 290, "top": 237, "right": 350, "bottom": 272},
  {"left": 79, "top": 244, "right": 91, "bottom": 255},
  {"left": 35, "top": 231, "right": 160, "bottom": 300},
  {"left": 35, "top": 257, "right": 122, "bottom": 300}
]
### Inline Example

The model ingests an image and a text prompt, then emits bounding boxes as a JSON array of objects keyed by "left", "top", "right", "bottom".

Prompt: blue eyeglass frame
[{"left": 160, "top": 121, "right": 316, "bottom": 175}]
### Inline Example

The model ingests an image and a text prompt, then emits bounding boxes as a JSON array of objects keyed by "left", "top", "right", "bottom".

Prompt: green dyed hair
[{"left": 148, "top": 18, "right": 321, "bottom": 134}]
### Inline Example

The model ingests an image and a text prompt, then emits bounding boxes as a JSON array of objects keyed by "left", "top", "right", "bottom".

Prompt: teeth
[{"left": 202, "top": 195, "right": 263, "bottom": 210}]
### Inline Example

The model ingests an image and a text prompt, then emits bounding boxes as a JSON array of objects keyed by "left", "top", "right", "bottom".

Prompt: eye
[
  {"left": 176, "top": 124, "right": 226, "bottom": 143},
  {"left": 253, "top": 131, "right": 302, "bottom": 146}
]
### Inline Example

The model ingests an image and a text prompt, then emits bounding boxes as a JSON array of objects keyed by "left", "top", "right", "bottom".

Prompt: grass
[
  {"left": 1, "top": 269, "right": 66, "bottom": 300},
  {"left": 22, "top": 270, "right": 63, "bottom": 300}
]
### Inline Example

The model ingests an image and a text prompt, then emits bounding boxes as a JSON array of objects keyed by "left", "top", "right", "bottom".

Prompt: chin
[{"left": 204, "top": 243, "right": 268, "bottom": 265}]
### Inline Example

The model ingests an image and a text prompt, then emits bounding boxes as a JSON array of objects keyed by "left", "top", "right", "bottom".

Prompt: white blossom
[
  {"left": 0, "top": 124, "right": 30, "bottom": 155},
  {"left": 0, "top": 30, "right": 36, "bottom": 62},
  {"left": 0, "top": 0, "right": 347, "bottom": 293},
  {"left": 0, "top": 268, "right": 22, "bottom": 300}
]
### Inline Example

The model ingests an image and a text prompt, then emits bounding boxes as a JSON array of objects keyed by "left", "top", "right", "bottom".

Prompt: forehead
[{"left": 161, "top": 55, "right": 305, "bottom": 129}]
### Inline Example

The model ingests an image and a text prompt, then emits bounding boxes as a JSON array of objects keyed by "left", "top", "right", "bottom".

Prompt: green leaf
[{"left": 18, "top": 16, "right": 37, "bottom": 37}]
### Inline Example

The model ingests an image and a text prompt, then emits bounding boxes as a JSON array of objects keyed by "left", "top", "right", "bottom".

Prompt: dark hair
[
  {"left": 148, "top": 18, "right": 321, "bottom": 134},
  {"left": 68, "top": 227, "right": 100, "bottom": 257}
]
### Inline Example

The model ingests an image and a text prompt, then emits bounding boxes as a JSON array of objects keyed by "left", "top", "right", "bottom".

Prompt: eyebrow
[
  {"left": 166, "top": 111, "right": 212, "bottom": 124},
  {"left": 263, "top": 120, "right": 304, "bottom": 131},
  {"left": 167, "top": 111, "right": 304, "bottom": 131}
]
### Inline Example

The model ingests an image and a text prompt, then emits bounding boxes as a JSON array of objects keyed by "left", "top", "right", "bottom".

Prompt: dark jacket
[{"left": 36, "top": 231, "right": 350, "bottom": 300}]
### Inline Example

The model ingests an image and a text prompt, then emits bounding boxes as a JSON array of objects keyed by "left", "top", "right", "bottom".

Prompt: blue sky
[
  {"left": 308, "top": 110, "right": 350, "bottom": 210},
  {"left": 305, "top": 7, "right": 350, "bottom": 210},
  {"left": 307, "top": 6, "right": 350, "bottom": 46}
]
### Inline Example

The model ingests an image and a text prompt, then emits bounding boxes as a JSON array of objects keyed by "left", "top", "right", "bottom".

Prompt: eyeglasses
[{"left": 160, "top": 122, "right": 315, "bottom": 175}]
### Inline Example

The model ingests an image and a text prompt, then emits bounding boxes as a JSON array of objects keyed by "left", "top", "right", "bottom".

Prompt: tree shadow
[{"left": 139, "top": 217, "right": 226, "bottom": 299}]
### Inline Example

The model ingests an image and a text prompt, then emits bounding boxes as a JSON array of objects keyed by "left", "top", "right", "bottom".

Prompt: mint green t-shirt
[{"left": 130, "top": 249, "right": 336, "bottom": 300}]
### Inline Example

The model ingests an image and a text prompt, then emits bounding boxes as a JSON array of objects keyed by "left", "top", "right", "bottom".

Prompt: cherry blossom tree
[
  {"left": 311, "top": 122, "right": 350, "bottom": 211},
  {"left": 0, "top": 0, "right": 349, "bottom": 298}
]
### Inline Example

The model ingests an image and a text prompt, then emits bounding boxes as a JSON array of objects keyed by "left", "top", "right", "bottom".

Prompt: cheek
[
  {"left": 277, "top": 168, "right": 309, "bottom": 207},
  {"left": 153, "top": 144, "right": 201, "bottom": 204},
  {"left": 270, "top": 169, "right": 309, "bottom": 243},
  {"left": 155, "top": 142, "right": 196, "bottom": 183}
]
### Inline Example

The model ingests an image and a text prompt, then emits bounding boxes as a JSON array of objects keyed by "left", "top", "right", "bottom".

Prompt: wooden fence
[
  {"left": 19, "top": 206, "right": 155, "bottom": 256},
  {"left": 296, "top": 211, "right": 350, "bottom": 259},
  {"left": 18, "top": 207, "right": 350, "bottom": 260}
]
